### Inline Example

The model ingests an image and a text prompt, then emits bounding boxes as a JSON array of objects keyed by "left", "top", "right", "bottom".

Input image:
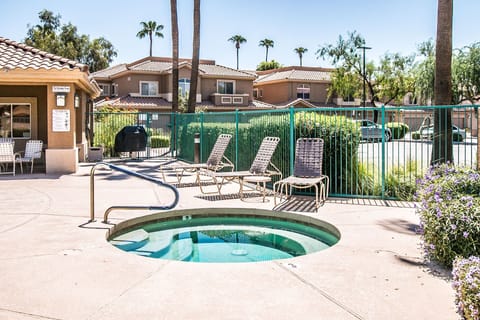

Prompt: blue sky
[{"left": 1, "top": 0, "right": 479, "bottom": 70}]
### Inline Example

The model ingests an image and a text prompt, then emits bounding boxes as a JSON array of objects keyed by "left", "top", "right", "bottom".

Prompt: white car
[
  {"left": 419, "top": 125, "right": 467, "bottom": 141},
  {"left": 356, "top": 120, "right": 392, "bottom": 141}
]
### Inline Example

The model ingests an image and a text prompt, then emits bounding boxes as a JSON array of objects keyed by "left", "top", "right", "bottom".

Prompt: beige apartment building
[{"left": 92, "top": 57, "right": 274, "bottom": 111}]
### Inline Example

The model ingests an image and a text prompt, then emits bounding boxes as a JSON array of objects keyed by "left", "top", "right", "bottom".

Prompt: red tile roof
[{"left": 0, "top": 37, "right": 88, "bottom": 72}]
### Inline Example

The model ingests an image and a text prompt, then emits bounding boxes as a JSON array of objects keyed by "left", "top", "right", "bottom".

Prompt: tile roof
[
  {"left": 255, "top": 68, "right": 331, "bottom": 83},
  {"left": 90, "top": 63, "right": 128, "bottom": 78},
  {"left": 0, "top": 37, "right": 88, "bottom": 72},
  {"left": 91, "top": 57, "right": 255, "bottom": 80},
  {"left": 95, "top": 95, "right": 171, "bottom": 109}
]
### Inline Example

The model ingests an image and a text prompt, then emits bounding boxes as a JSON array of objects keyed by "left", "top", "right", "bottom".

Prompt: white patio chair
[
  {"left": 16, "top": 140, "right": 43, "bottom": 174},
  {"left": 0, "top": 142, "right": 15, "bottom": 175}
]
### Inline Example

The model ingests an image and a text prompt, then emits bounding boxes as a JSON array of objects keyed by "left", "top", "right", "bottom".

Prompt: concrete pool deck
[{"left": 0, "top": 160, "right": 456, "bottom": 319}]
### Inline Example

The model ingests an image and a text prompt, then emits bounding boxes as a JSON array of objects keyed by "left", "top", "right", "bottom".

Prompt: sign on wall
[
  {"left": 52, "top": 86, "right": 71, "bottom": 93},
  {"left": 52, "top": 109, "right": 70, "bottom": 132}
]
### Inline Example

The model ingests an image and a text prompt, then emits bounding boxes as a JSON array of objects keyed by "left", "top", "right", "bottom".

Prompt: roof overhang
[{"left": 0, "top": 68, "right": 101, "bottom": 98}]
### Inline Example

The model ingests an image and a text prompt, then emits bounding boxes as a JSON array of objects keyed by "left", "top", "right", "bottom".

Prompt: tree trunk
[
  {"left": 431, "top": 0, "right": 453, "bottom": 165},
  {"left": 236, "top": 47, "right": 239, "bottom": 70},
  {"left": 149, "top": 33, "right": 153, "bottom": 57},
  {"left": 188, "top": 0, "right": 200, "bottom": 113},
  {"left": 171, "top": 0, "right": 179, "bottom": 112}
]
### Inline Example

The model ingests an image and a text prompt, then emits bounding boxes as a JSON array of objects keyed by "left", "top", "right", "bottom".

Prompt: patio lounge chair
[
  {"left": 198, "top": 136, "right": 281, "bottom": 195},
  {"left": 15, "top": 140, "right": 43, "bottom": 174},
  {"left": 0, "top": 141, "right": 16, "bottom": 175},
  {"left": 274, "top": 138, "right": 329, "bottom": 208},
  {"left": 159, "top": 134, "right": 234, "bottom": 183}
]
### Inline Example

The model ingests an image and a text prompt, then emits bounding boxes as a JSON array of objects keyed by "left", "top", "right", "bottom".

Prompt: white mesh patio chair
[
  {"left": 159, "top": 134, "right": 234, "bottom": 183},
  {"left": 15, "top": 140, "right": 43, "bottom": 174},
  {"left": 274, "top": 138, "right": 329, "bottom": 208},
  {"left": 198, "top": 136, "right": 282, "bottom": 195},
  {"left": 0, "top": 141, "right": 15, "bottom": 176}
]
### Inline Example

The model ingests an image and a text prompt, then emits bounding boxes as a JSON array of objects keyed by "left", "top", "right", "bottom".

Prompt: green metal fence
[{"left": 91, "top": 105, "right": 478, "bottom": 200}]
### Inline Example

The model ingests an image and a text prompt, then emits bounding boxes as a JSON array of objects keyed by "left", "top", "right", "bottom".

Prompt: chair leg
[{"left": 30, "top": 160, "right": 34, "bottom": 174}]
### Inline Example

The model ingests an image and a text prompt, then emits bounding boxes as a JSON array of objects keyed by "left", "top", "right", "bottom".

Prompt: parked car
[
  {"left": 419, "top": 125, "right": 467, "bottom": 141},
  {"left": 356, "top": 120, "right": 392, "bottom": 141}
]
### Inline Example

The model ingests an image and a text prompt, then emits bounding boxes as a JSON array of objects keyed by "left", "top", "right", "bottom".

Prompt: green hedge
[
  {"left": 150, "top": 135, "right": 170, "bottom": 148},
  {"left": 386, "top": 122, "right": 409, "bottom": 139}
]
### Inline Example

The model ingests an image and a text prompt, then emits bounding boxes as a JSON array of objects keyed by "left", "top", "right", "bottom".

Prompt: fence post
[
  {"left": 235, "top": 109, "right": 239, "bottom": 169},
  {"left": 289, "top": 106, "right": 295, "bottom": 175},
  {"left": 381, "top": 105, "right": 386, "bottom": 199},
  {"left": 200, "top": 112, "right": 204, "bottom": 162},
  {"left": 146, "top": 112, "right": 151, "bottom": 158}
]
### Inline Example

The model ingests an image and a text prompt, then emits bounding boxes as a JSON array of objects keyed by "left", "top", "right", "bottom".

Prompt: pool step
[{"left": 110, "top": 229, "right": 149, "bottom": 251}]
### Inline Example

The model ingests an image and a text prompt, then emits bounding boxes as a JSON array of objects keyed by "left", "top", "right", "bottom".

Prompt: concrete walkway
[{"left": 0, "top": 160, "right": 457, "bottom": 319}]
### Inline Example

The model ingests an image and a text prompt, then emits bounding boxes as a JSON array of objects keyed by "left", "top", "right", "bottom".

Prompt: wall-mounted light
[
  {"left": 74, "top": 93, "right": 80, "bottom": 108},
  {"left": 56, "top": 93, "right": 67, "bottom": 107}
]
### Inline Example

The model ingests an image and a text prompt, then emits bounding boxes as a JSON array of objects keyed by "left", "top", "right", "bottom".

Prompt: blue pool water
[{"left": 109, "top": 213, "right": 340, "bottom": 263}]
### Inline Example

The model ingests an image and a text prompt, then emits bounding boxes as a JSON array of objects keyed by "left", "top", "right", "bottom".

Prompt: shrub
[
  {"left": 386, "top": 122, "right": 409, "bottom": 139},
  {"left": 415, "top": 164, "right": 480, "bottom": 267},
  {"left": 93, "top": 110, "right": 138, "bottom": 157},
  {"left": 452, "top": 256, "right": 480, "bottom": 320},
  {"left": 411, "top": 131, "right": 421, "bottom": 140},
  {"left": 150, "top": 135, "right": 170, "bottom": 148}
]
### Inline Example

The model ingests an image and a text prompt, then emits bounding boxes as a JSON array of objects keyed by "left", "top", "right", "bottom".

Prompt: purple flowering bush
[
  {"left": 415, "top": 164, "right": 480, "bottom": 267},
  {"left": 452, "top": 256, "right": 480, "bottom": 320}
]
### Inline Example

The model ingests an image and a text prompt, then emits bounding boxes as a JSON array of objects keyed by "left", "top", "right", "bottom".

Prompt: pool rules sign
[{"left": 52, "top": 109, "right": 70, "bottom": 132}]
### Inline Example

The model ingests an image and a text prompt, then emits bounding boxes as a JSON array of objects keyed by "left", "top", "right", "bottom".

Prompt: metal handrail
[{"left": 89, "top": 162, "right": 179, "bottom": 223}]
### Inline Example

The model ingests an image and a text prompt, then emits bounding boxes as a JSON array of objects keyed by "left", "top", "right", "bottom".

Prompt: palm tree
[
  {"left": 188, "top": 0, "right": 200, "bottom": 113},
  {"left": 259, "top": 38, "right": 274, "bottom": 62},
  {"left": 228, "top": 35, "right": 247, "bottom": 70},
  {"left": 294, "top": 47, "right": 308, "bottom": 66},
  {"left": 431, "top": 0, "right": 453, "bottom": 164},
  {"left": 136, "top": 21, "right": 164, "bottom": 57},
  {"left": 170, "top": 0, "right": 179, "bottom": 112}
]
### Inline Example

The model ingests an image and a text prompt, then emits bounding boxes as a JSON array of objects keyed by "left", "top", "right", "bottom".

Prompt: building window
[
  {"left": 99, "top": 84, "right": 110, "bottom": 96},
  {"left": 253, "top": 88, "right": 262, "bottom": 98},
  {"left": 140, "top": 81, "right": 159, "bottom": 96},
  {"left": 179, "top": 78, "right": 190, "bottom": 97},
  {"left": 297, "top": 85, "right": 310, "bottom": 99},
  {"left": 217, "top": 80, "right": 235, "bottom": 94},
  {"left": 111, "top": 83, "right": 118, "bottom": 96},
  {"left": 0, "top": 104, "right": 31, "bottom": 139}
]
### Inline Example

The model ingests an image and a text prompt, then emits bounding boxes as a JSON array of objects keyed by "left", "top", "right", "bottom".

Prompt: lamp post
[{"left": 357, "top": 45, "right": 371, "bottom": 109}]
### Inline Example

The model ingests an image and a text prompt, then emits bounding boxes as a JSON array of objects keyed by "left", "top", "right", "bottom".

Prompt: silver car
[
  {"left": 356, "top": 120, "right": 392, "bottom": 141},
  {"left": 419, "top": 125, "right": 467, "bottom": 141}
]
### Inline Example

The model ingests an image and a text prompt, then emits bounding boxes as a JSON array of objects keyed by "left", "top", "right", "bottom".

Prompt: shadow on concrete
[
  {"left": 327, "top": 197, "right": 415, "bottom": 208},
  {"left": 377, "top": 218, "right": 420, "bottom": 235},
  {"left": 273, "top": 196, "right": 320, "bottom": 213}
]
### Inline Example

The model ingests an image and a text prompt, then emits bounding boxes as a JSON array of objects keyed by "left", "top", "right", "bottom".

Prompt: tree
[
  {"left": 374, "top": 53, "right": 415, "bottom": 105},
  {"left": 171, "top": 0, "right": 179, "bottom": 112},
  {"left": 431, "top": 0, "right": 453, "bottom": 165},
  {"left": 256, "top": 60, "right": 282, "bottom": 71},
  {"left": 294, "top": 47, "right": 308, "bottom": 66},
  {"left": 412, "top": 40, "right": 436, "bottom": 105},
  {"left": 259, "top": 38, "right": 274, "bottom": 62},
  {"left": 317, "top": 31, "right": 413, "bottom": 121},
  {"left": 452, "top": 43, "right": 480, "bottom": 104},
  {"left": 228, "top": 35, "right": 247, "bottom": 70},
  {"left": 136, "top": 21, "right": 164, "bottom": 57},
  {"left": 25, "top": 9, "right": 117, "bottom": 72},
  {"left": 188, "top": 0, "right": 201, "bottom": 113}
]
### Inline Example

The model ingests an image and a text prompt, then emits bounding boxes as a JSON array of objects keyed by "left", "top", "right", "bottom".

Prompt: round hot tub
[{"left": 107, "top": 208, "right": 340, "bottom": 263}]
